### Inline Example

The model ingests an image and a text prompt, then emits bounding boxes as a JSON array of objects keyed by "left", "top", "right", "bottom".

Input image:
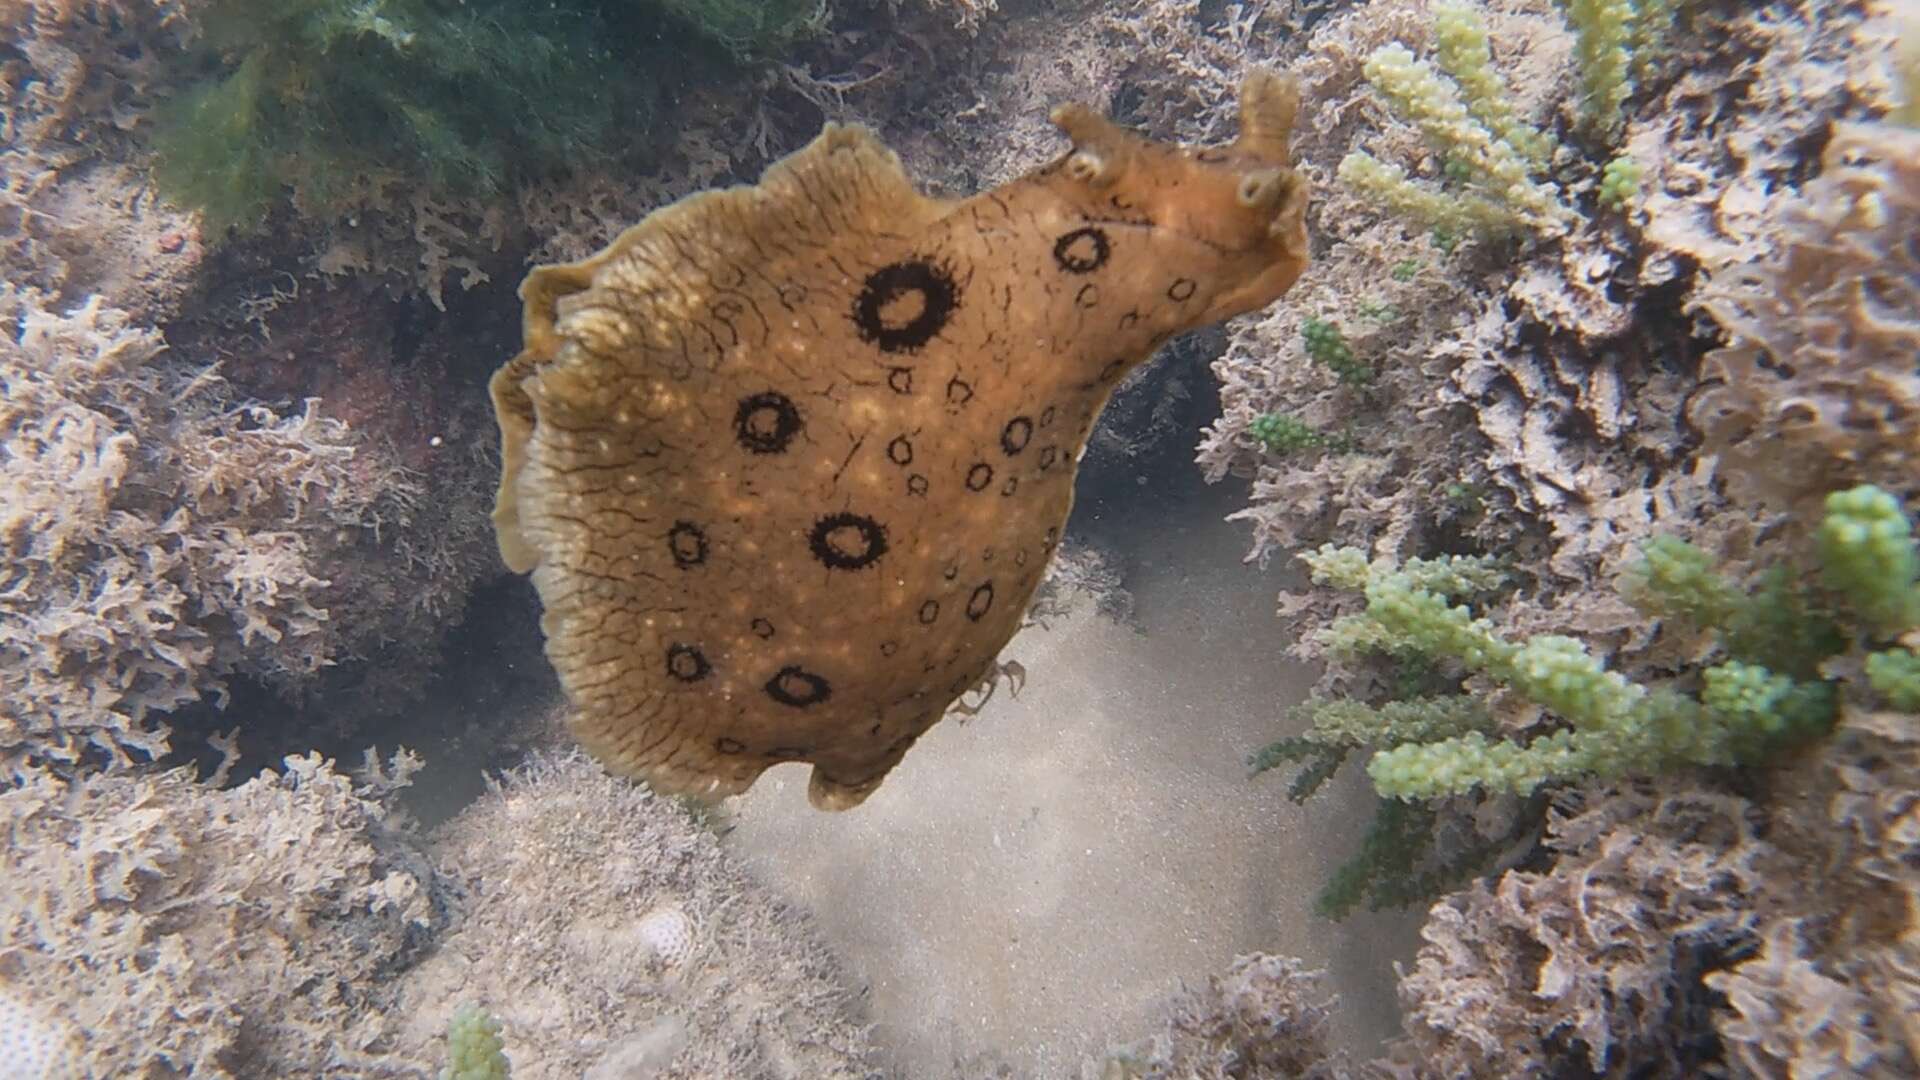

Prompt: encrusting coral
[
  {"left": 2, "top": 0, "right": 1912, "bottom": 1075},
  {"left": 1201, "top": 0, "right": 1903, "bottom": 616},
  {"left": 1710, "top": 705, "right": 1920, "bottom": 1076},
  {"left": 0, "top": 984, "right": 83, "bottom": 1080},
  {"left": 1376, "top": 697, "right": 1920, "bottom": 1078},
  {"left": 1194, "top": 2, "right": 1917, "bottom": 1071},
  {"left": 1252, "top": 480, "right": 1916, "bottom": 930}
]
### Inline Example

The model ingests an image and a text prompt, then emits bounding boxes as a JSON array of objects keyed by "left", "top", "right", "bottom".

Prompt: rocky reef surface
[{"left": 2, "top": 0, "right": 1915, "bottom": 1075}]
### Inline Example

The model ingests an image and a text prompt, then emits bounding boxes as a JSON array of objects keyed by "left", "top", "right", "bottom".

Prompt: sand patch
[{"left": 729, "top": 494, "right": 1421, "bottom": 1076}]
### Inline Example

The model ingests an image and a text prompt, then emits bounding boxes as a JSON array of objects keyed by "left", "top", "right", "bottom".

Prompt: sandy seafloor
[{"left": 730, "top": 464, "right": 1424, "bottom": 1075}]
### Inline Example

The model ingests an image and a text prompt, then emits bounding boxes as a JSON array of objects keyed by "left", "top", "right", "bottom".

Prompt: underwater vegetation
[
  {"left": 1226, "top": 0, "right": 1920, "bottom": 929},
  {"left": 150, "top": 0, "right": 824, "bottom": 232},
  {"left": 1259, "top": 484, "right": 1914, "bottom": 806},
  {"left": 1335, "top": 0, "right": 1679, "bottom": 242},
  {"left": 441, "top": 1004, "right": 509, "bottom": 1080},
  {"left": 3, "top": 0, "right": 1915, "bottom": 1071}
]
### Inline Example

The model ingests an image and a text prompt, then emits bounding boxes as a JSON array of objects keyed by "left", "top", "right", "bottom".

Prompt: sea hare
[{"left": 489, "top": 71, "right": 1312, "bottom": 809}]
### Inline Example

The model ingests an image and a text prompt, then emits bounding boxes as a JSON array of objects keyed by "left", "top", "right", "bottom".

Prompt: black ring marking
[
  {"left": 887, "top": 436, "right": 914, "bottom": 465},
  {"left": 946, "top": 376, "right": 974, "bottom": 407},
  {"left": 1038, "top": 446, "right": 1059, "bottom": 470},
  {"left": 966, "top": 463, "right": 994, "bottom": 492},
  {"left": 853, "top": 259, "right": 959, "bottom": 353},
  {"left": 1098, "top": 358, "right": 1126, "bottom": 383},
  {"left": 1000, "top": 416, "right": 1033, "bottom": 455},
  {"left": 880, "top": 640, "right": 899, "bottom": 657},
  {"left": 666, "top": 643, "right": 712, "bottom": 682},
  {"left": 735, "top": 391, "right": 803, "bottom": 454},
  {"left": 981, "top": 547, "right": 995, "bottom": 563},
  {"left": 809, "top": 512, "right": 889, "bottom": 571},
  {"left": 907, "top": 474, "right": 929, "bottom": 496},
  {"left": 1119, "top": 310, "right": 1141, "bottom": 331},
  {"left": 966, "top": 581, "right": 995, "bottom": 621},
  {"left": 1075, "top": 283, "right": 1100, "bottom": 309},
  {"left": 716, "top": 737, "right": 746, "bottom": 754},
  {"left": 943, "top": 562, "right": 960, "bottom": 580},
  {"left": 766, "top": 665, "right": 832, "bottom": 707},
  {"left": 887, "top": 367, "right": 914, "bottom": 394},
  {"left": 1052, "top": 226, "right": 1112, "bottom": 274},
  {"left": 1000, "top": 476, "right": 1018, "bottom": 497},
  {"left": 918, "top": 600, "right": 940, "bottom": 625},
  {"left": 1044, "top": 526, "right": 1059, "bottom": 547},
  {"left": 751, "top": 617, "right": 775, "bottom": 639},
  {"left": 1168, "top": 278, "right": 1198, "bottom": 302},
  {"left": 1040, "top": 405, "right": 1057, "bottom": 427},
  {"left": 668, "top": 521, "right": 709, "bottom": 568}
]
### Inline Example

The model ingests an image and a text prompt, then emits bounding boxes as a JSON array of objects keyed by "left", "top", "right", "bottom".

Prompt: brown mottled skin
[{"left": 490, "top": 72, "right": 1311, "bottom": 810}]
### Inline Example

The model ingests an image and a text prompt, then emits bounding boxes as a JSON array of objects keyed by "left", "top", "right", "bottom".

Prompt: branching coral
[
  {"left": 386, "top": 753, "right": 878, "bottom": 1077},
  {"left": 1194, "top": 0, "right": 1912, "bottom": 1071},
  {"left": 1560, "top": 0, "right": 1635, "bottom": 137},
  {"left": 0, "top": 752, "right": 441, "bottom": 1077},
  {"left": 1, "top": 1, "right": 204, "bottom": 319},
  {"left": 441, "top": 1005, "right": 511, "bottom": 1080},
  {"left": 1246, "top": 412, "right": 1331, "bottom": 455},
  {"left": 1369, "top": 703, "right": 1920, "bottom": 1080},
  {"left": 0, "top": 291, "right": 422, "bottom": 775},
  {"left": 1384, "top": 786, "right": 1767, "bottom": 1077},
  {"left": 1206, "top": 0, "right": 1891, "bottom": 611},
  {"left": 1337, "top": 0, "right": 1693, "bottom": 238},
  {"left": 1301, "top": 316, "right": 1373, "bottom": 386},
  {"left": 1694, "top": 696, "right": 1920, "bottom": 1077},
  {"left": 1104, "top": 954, "right": 1345, "bottom": 1080}
]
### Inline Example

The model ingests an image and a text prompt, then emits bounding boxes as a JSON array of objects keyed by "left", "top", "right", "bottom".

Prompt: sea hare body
[{"left": 490, "top": 72, "right": 1311, "bottom": 810}]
